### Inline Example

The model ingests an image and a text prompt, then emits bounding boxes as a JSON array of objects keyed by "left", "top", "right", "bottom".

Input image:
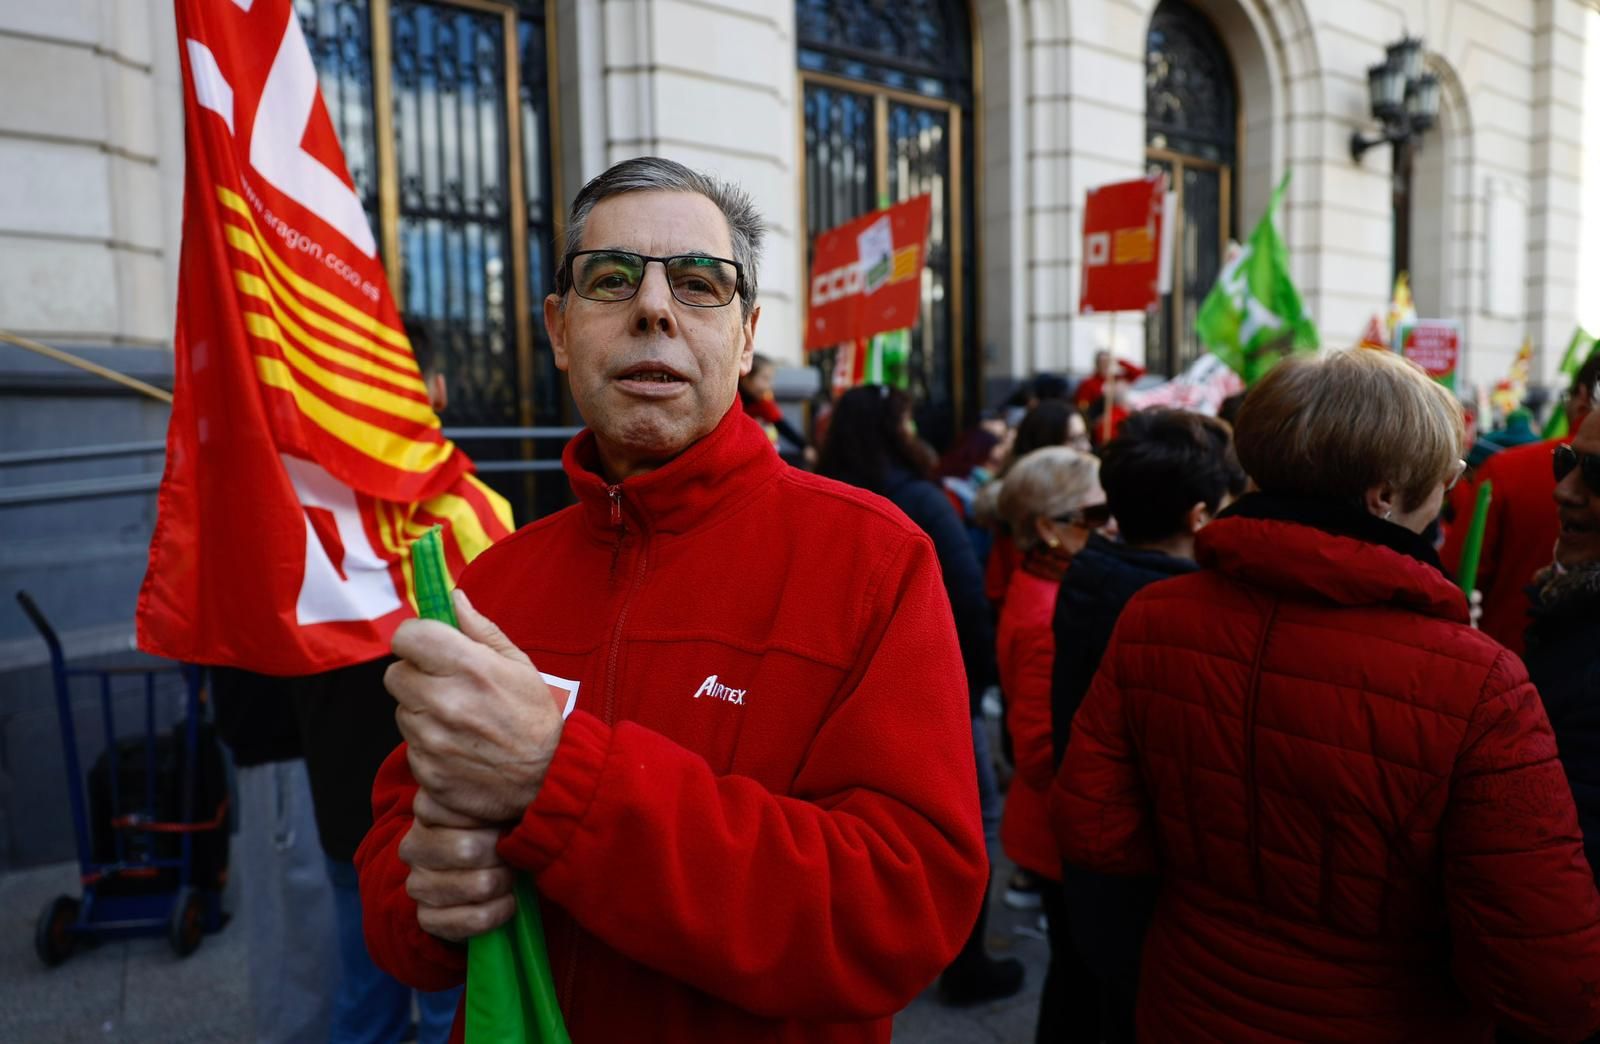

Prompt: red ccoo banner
[{"left": 805, "top": 196, "right": 932, "bottom": 351}]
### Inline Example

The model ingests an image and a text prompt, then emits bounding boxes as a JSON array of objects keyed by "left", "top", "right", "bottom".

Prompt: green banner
[
  {"left": 1543, "top": 327, "right": 1598, "bottom": 439},
  {"left": 1195, "top": 173, "right": 1319, "bottom": 385}
]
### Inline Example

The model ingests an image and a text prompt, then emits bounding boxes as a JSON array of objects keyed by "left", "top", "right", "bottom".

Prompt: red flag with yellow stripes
[{"left": 138, "top": 0, "right": 513, "bottom": 674}]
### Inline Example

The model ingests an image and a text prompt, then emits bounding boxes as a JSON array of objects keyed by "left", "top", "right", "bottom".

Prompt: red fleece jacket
[{"left": 355, "top": 405, "right": 986, "bottom": 1043}]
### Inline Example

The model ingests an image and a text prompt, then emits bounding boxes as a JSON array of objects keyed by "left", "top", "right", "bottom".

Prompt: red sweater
[
  {"left": 1052, "top": 509, "right": 1600, "bottom": 1042},
  {"left": 1440, "top": 437, "right": 1566, "bottom": 655},
  {"left": 355, "top": 405, "right": 986, "bottom": 1043},
  {"left": 997, "top": 564, "right": 1062, "bottom": 879}
]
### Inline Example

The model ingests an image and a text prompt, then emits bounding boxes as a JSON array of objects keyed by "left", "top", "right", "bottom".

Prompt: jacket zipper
[
  {"left": 606, "top": 484, "right": 626, "bottom": 582},
  {"left": 559, "top": 482, "right": 644, "bottom": 1018},
  {"left": 604, "top": 520, "right": 648, "bottom": 730},
  {"left": 1243, "top": 598, "right": 1279, "bottom": 900}
]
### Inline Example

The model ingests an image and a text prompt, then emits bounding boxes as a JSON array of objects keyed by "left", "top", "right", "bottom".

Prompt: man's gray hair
[{"left": 559, "top": 156, "right": 766, "bottom": 317}]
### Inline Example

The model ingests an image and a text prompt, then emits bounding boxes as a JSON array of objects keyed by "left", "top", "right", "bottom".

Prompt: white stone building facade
[{"left": 3, "top": 0, "right": 1600, "bottom": 419}]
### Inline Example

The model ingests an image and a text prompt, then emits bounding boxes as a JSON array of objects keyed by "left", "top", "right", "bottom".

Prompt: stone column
[
  {"left": 1528, "top": 0, "right": 1589, "bottom": 385},
  {"left": 0, "top": 0, "right": 174, "bottom": 347}
]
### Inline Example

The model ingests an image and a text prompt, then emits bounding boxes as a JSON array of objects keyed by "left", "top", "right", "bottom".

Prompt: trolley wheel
[
  {"left": 168, "top": 887, "right": 205, "bottom": 958},
  {"left": 34, "top": 894, "right": 79, "bottom": 967}
]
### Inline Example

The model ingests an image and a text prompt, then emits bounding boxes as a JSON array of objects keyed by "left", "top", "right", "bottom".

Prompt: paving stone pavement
[{"left": 0, "top": 851, "right": 1048, "bottom": 1043}]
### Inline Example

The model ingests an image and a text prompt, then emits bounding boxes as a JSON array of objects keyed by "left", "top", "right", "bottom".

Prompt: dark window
[
  {"left": 1145, "top": 1, "right": 1238, "bottom": 376},
  {"left": 1146, "top": 1, "right": 1237, "bottom": 164},
  {"left": 797, "top": 0, "right": 972, "bottom": 105},
  {"left": 798, "top": 0, "right": 976, "bottom": 447},
  {"left": 295, "top": 0, "right": 561, "bottom": 519}
]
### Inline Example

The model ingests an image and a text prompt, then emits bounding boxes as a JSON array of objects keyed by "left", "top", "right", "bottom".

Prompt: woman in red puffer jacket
[
  {"left": 1052, "top": 348, "right": 1600, "bottom": 1043},
  {"left": 994, "top": 445, "right": 1107, "bottom": 1043}
]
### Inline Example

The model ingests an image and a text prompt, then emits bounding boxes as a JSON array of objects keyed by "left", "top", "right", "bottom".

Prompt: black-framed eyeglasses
[
  {"left": 1554, "top": 444, "right": 1600, "bottom": 495},
  {"left": 1445, "top": 458, "right": 1467, "bottom": 493},
  {"left": 560, "top": 250, "right": 745, "bottom": 308},
  {"left": 1054, "top": 503, "right": 1112, "bottom": 529}
]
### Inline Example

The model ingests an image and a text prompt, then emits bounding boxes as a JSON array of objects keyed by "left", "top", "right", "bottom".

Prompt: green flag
[
  {"left": 865, "top": 328, "right": 911, "bottom": 390},
  {"left": 1542, "top": 326, "right": 1597, "bottom": 439},
  {"left": 1195, "top": 173, "right": 1319, "bottom": 385}
]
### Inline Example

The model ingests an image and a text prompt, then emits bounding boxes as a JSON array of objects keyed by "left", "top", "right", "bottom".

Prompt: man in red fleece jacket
[{"left": 355, "top": 157, "right": 987, "bottom": 1043}]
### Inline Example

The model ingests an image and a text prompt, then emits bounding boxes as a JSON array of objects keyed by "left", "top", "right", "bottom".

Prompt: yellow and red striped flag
[{"left": 138, "top": 0, "right": 512, "bottom": 673}]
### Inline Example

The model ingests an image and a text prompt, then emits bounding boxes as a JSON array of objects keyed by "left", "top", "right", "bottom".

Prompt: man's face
[
  {"left": 1554, "top": 410, "right": 1600, "bottom": 568},
  {"left": 544, "top": 190, "right": 759, "bottom": 479},
  {"left": 1094, "top": 351, "right": 1112, "bottom": 377}
]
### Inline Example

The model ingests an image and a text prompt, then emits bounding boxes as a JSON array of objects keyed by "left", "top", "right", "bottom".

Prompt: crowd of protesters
[
  {"left": 203, "top": 159, "right": 1600, "bottom": 1044},
  {"left": 807, "top": 344, "right": 1600, "bottom": 1043}
]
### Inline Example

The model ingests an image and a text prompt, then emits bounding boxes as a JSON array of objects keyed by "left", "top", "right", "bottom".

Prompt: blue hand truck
[{"left": 16, "top": 591, "right": 228, "bottom": 965}]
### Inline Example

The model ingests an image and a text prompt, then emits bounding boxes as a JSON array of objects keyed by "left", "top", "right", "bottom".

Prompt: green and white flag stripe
[{"left": 1194, "top": 173, "right": 1319, "bottom": 386}]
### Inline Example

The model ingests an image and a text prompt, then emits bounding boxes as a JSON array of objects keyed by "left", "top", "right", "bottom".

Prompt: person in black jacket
[
  {"left": 1527, "top": 410, "right": 1600, "bottom": 886},
  {"left": 817, "top": 384, "right": 1021, "bottom": 1006},
  {"left": 1048, "top": 409, "right": 1246, "bottom": 1042}
]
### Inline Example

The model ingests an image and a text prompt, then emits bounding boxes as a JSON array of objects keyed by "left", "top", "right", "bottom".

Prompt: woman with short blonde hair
[
  {"left": 992, "top": 444, "right": 1105, "bottom": 1040},
  {"left": 997, "top": 446, "right": 1104, "bottom": 554},
  {"left": 1052, "top": 349, "right": 1600, "bottom": 1041},
  {"left": 1233, "top": 347, "right": 1464, "bottom": 523}
]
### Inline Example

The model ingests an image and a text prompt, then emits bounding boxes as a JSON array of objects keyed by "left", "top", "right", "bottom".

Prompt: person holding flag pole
[
  {"left": 358, "top": 156, "right": 987, "bottom": 1043},
  {"left": 141, "top": 1, "right": 513, "bottom": 1040}
]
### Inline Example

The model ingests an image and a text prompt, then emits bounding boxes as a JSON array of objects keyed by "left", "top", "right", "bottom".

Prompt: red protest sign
[
  {"left": 1401, "top": 320, "right": 1461, "bottom": 389},
  {"left": 805, "top": 196, "right": 932, "bottom": 351},
  {"left": 1079, "top": 175, "right": 1167, "bottom": 314}
]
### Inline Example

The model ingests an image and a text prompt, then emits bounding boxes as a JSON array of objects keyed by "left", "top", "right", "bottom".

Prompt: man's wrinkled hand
[
  {"left": 399, "top": 788, "right": 515, "bottom": 943},
  {"left": 388, "top": 589, "right": 565, "bottom": 823}
]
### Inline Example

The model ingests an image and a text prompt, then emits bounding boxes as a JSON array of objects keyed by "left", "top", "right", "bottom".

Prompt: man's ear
[
  {"left": 738, "top": 305, "right": 761, "bottom": 376},
  {"left": 544, "top": 294, "right": 569, "bottom": 372},
  {"left": 1187, "top": 501, "right": 1210, "bottom": 534}
]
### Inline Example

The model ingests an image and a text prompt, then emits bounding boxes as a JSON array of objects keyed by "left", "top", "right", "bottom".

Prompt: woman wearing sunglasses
[
  {"left": 990, "top": 446, "right": 1106, "bottom": 1042},
  {"left": 1051, "top": 348, "right": 1600, "bottom": 1042}
]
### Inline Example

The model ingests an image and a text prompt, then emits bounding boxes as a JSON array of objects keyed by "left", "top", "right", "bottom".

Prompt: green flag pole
[
  {"left": 1456, "top": 481, "right": 1493, "bottom": 602},
  {"left": 410, "top": 528, "right": 570, "bottom": 1044}
]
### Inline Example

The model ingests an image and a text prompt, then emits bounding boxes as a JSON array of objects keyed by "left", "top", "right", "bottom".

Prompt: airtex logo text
[{"left": 693, "top": 675, "right": 746, "bottom": 705}]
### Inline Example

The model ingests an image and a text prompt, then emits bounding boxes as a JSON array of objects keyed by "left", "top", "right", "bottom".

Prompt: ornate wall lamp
[{"left": 1350, "top": 37, "right": 1442, "bottom": 280}]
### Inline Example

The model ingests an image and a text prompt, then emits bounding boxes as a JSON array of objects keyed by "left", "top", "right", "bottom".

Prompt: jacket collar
[
  {"left": 1199, "top": 492, "right": 1468, "bottom": 623},
  {"left": 562, "top": 401, "right": 783, "bottom": 537},
  {"left": 1531, "top": 561, "right": 1600, "bottom": 621},
  {"left": 1021, "top": 543, "right": 1075, "bottom": 582},
  {"left": 1077, "top": 533, "right": 1197, "bottom": 577}
]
